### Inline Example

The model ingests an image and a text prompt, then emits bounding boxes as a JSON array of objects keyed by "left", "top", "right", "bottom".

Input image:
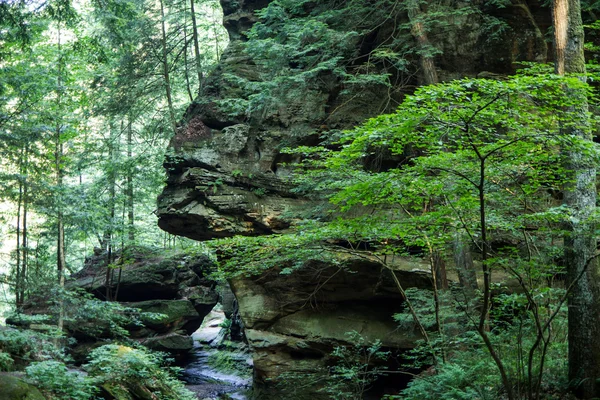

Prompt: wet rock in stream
[{"left": 182, "top": 307, "right": 252, "bottom": 400}]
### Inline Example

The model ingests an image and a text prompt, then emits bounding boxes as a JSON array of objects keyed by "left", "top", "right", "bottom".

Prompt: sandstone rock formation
[
  {"left": 156, "top": 0, "right": 553, "bottom": 395},
  {"left": 156, "top": 0, "right": 549, "bottom": 242},
  {"left": 67, "top": 247, "right": 219, "bottom": 356},
  {"left": 230, "top": 257, "right": 431, "bottom": 393}
]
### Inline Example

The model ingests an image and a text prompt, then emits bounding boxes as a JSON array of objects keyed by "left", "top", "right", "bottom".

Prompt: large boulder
[
  {"left": 157, "top": 0, "right": 550, "bottom": 241},
  {"left": 141, "top": 333, "right": 195, "bottom": 353},
  {"left": 68, "top": 247, "right": 216, "bottom": 303},
  {"left": 128, "top": 299, "right": 201, "bottom": 335},
  {"left": 65, "top": 247, "right": 220, "bottom": 356}
]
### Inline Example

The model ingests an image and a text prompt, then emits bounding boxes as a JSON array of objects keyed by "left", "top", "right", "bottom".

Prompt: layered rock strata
[
  {"left": 67, "top": 248, "right": 220, "bottom": 356},
  {"left": 156, "top": 0, "right": 552, "bottom": 395}
]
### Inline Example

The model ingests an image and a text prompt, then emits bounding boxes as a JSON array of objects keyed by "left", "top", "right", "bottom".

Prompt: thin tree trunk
[
  {"left": 407, "top": 0, "right": 438, "bottom": 85},
  {"left": 189, "top": 0, "right": 204, "bottom": 92},
  {"left": 478, "top": 161, "right": 514, "bottom": 400},
  {"left": 127, "top": 115, "right": 135, "bottom": 243},
  {"left": 15, "top": 159, "right": 22, "bottom": 307},
  {"left": 21, "top": 145, "right": 28, "bottom": 305},
  {"left": 182, "top": 1, "right": 194, "bottom": 102},
  {"left": 433, "top": 251, "right": 448, "bottom": 290},
  {"left": 56, "top": 136, "right": 66, "bottom": 294},
  {"left": 554, "top": 0, "right": 600, "bottom": 397},
  {"left": 159, "top": 0, "right": 177, "bottom": 135},
  {"left": 104, "top": 122, "right": 118, "bottom": 301},
  {"left": 56, "top": 22, "right": 66, "bottom": 337},
  {"left": 212, "top": 7, "right": 221, "bottom": 59}
]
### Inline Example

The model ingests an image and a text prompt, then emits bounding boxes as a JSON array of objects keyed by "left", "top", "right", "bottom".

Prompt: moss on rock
[
  {"left": 143, "top": 333, "right": 194, "bottom": 353},
  {"left": 0, "top": 375, "right": 45, "bottom": 400},
  {"left": 132, "top": 299, "right": 200, "bottom": 334}
]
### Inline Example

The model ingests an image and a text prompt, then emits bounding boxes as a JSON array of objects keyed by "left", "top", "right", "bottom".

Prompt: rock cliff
[
  {"left": 157, "top": 0, "right": 549, "bottom": 240},
  {"left": 157, "top": 0, "right": 551, "bottom": 395}
]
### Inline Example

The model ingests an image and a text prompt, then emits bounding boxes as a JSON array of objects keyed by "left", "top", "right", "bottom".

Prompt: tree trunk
[
  {"left": 182, "top": 1, "right": 194, "bottom": 102},
  {"left": 15, "top": 158, "right": 22, "bottom": 307},
  {"left": 553, "top": 0, "right": 600, "bottom": 397},
  {"left": 21, "top": 145, "right": 28, "bottom": 305},
  {"left": 407, "top": 0, "right": 438, "bottom": 85},
  {"left": 127, "top": 115, "right": 135, "bottom": 243},
  {"left": 159, "top": 0, "right": 177, "bottom": 135},
  {"left": 104, "top": 121, "right": 118, "bottom": 301},
  {"left": 211, "top": 7, "right": 221, "bottom": 59},
  {"left": 189, "top": 0, "right": 204, "bottom": 92},
  {"left": 56, "top": 136, "right": 66, "bottom": 336},
  {"left": 56, "top": 136, "right": 66, "bottom": 290},
  {"left": 55, "top": 24, "right": 66, "bottom": 330},
  {"left": 433, "top": 251, "right": 448, "bottom": 290}
]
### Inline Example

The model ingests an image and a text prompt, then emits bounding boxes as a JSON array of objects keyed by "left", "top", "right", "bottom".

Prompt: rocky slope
[
  {"left": 156, "top": 0, "right": 552, "bottom": 396},
  {"left": 67, "top": 247, "right": 219, "bottom": 356}
]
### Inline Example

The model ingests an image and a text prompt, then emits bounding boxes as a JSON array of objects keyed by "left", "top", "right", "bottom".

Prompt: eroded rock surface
[
  {"left": 156, "top": 0, "right": 553, "bottom": 396},
  {"left": 229, "top": 257, "right": 431, "bottom": 395},
  {"left": 157, "top": 0, "right": 550, "bottom": 241},
  {"left": 67, "top": 247, "right": 220, "bottom": 356}
]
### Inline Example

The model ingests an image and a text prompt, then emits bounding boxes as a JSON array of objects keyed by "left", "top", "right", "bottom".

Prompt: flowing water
[{"left": 182, "top": 307, "right": 252, "bottom": 400}]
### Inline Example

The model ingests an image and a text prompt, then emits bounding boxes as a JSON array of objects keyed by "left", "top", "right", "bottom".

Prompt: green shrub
[
  {"left": 321, "top": 331, "right": 390, "bottom": 400},
  {"left": 0, "top": 327, "right": 66, "bottom": 365},
  {"left": 395, "top": 361, "right": 500, "bottom": 400},
  {"left": 393, "top": 290, "right": 570, "bottom": 400},
  {"left": 0, "top": 351, "right": 14, "bottom": 371},
  {"left": 26, "top": 361, "right": 96, "bottom": 400},
  {"left": 10, "top": 286, "right": 147, "bottom": 341},
  {"left": 85, "top": 344, "right": 196, "bottom": 400}
]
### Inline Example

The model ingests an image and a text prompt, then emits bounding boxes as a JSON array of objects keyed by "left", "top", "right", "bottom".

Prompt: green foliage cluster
[
  {"left": 213, "top": 71, "right": 598, "bottom": 274},
  {"left": 209, "top": 227, "right": 343, "bottom": 278},
  {"left": 8, "top": 287, "right": 145, "bottom": 340},
  {"left": 0, "top": 327, "right": 66, "bottom": 369},
  {"left": 85, "top": 344, "right": 195, "bottom": 400},
  {"left": 0, "top": 350, "right": 14, "bottom": 371},
  {"left": 26, "top": 361, "right": 97, "bottom": 400},
  {"left": 323, "top": 331, "right": 390, "bottom": 400},
  {"left": 390, "top": 287, "right": 569, "bottom": 399},
  {"left": 25, "top": 345, "right": 195, "bottom": 400}
]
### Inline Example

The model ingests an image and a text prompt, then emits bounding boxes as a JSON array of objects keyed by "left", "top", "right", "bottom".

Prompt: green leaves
[
  {"left": 26, "top": 361, "right": 97, "bottom": 400},
  {"left": 212, "top": 72, "right": 600, "bottom": 286}
]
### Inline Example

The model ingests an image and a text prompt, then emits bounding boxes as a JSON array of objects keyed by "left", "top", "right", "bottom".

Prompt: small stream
[{"left": 181, "top": 306, "right": 252, "bottom": 400}]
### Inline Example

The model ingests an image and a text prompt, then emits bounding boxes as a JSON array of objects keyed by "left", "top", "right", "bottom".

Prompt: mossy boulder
[
  {"left": 68, "top": 247, "right": 217, "bottom": 302},
  {"left": 0, "top": 375, "right": 45, "bottom": 400},
  {"left": 142, "top": 333, "right": 194, "bottom": 353},
  {"left": 128, "top": 299, "right": 201, "bottom": 335}
]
